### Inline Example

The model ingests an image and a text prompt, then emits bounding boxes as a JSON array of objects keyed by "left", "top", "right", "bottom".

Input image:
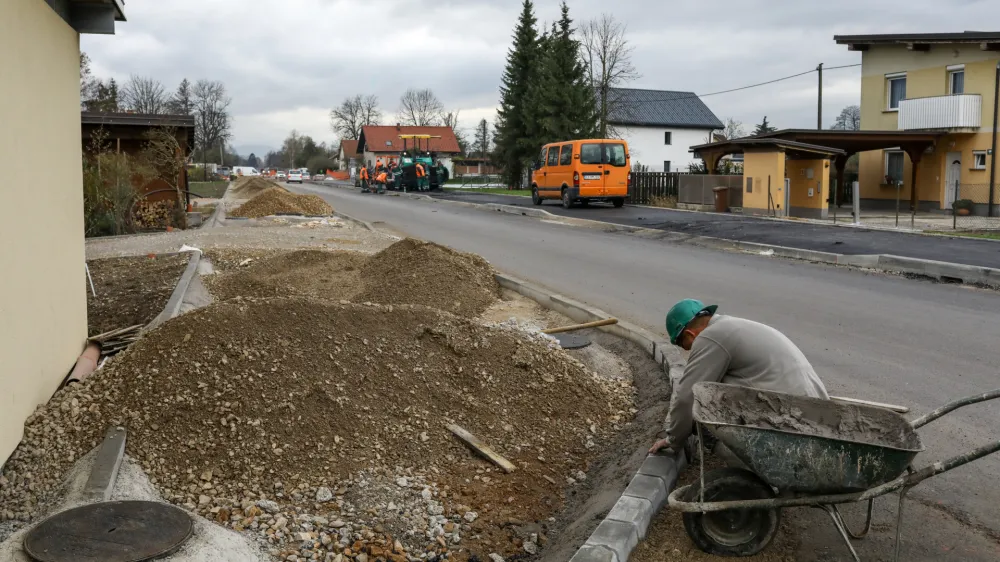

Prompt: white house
[{"left": 607, "top": 88, "right": 724, "bottom": 172}]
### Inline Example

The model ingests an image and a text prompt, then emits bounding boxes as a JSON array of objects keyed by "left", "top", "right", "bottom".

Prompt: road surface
[
  {"left": 431, "top": 190, "right": 1000, "bottom": 268},
  {"left": 289, "top": 182, "right": 1000, "bottom": 560}
]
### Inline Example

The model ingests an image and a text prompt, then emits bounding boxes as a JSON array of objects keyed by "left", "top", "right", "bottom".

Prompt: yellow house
[
  {"left": 836, "top": 32, "right": 1000, "bottom": 214},
  {"left": 0, "top": 0, "right": 125, "bottom": 463}
]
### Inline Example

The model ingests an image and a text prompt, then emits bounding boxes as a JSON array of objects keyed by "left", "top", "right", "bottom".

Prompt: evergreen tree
[
  {"left": 84, "top": 78, "right": 120, "bottom": 112},
  {"left": 495, "top": 0, "right": 540, "bottom": 188},
  {"left": 753, "top": 116, "right": 777, "bottom": 136},
  {"left": 529, "top": 2, "right": 598, "bottom": 144},
  {"left": 167, "top": 78, "right": 194, "bottom": 115}
]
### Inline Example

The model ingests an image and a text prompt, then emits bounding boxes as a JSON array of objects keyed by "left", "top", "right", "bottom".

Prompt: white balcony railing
[{"left": 898, "top": 94, "right": 981, "bottom": 130}]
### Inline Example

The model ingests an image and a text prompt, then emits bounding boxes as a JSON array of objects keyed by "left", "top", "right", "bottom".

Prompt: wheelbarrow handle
[
  {"left": 904, "top": 439, "right": 1000, "bottom": 487},
  {"left": 910, "top": 388, "right": 1000, "bottom": 429}
]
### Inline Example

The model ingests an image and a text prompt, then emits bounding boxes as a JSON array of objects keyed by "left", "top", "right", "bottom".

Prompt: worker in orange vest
[
  {"left": 375, "top": 170, "right": 388, "bottom": 194},
  {"left": 415, "top": 162, "right": 427, "bottom": 191},
  {"left": 359, "top": 165, "right": 370, "bottom": 192}
]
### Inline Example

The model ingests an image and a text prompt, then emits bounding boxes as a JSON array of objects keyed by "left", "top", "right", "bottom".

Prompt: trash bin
[{"left": 713, "top": 186, "right": 729, "bottom": 213}]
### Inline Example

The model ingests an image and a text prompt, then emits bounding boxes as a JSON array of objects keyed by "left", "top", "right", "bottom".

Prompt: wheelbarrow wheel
[{"left": 682, "top": 468, "right": 781, "bottom": 557}]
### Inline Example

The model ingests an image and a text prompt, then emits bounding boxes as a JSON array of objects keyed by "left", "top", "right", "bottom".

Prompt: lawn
[
  {"left": 188, "top": 180, "right": 229, "bottom": 199},
  {"left": 444, "top": 187, "right": 531, "bottom": 197},
  {"left": 929, "top": 230, "right": 1000, "bottom": 240}
]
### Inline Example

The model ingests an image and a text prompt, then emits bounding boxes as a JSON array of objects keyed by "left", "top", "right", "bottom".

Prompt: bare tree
[
  {"left": 831, "top": 105, "right": 861, "bottom": 130},
  {"left": 121, "top": 75, "right": 168, "bottom": 114},
  {"left": 192, "top": 80, "right": 232, "bottom": 175},
  {"left": 580, "top": 14, "right": 640, "bottom": 138},
  {"left": 398, "top": 88, "right": 444, "bottom": 127},
  {"left": 706, "top": 117, "right": 747, "bottom": 142},
  {"left": 440, "top": 109, "right": 461, "bottom": 130},
  {"left": 329, "top": 94, "right": 382, "bottom": 140},
  {"left": 80, "top": 52, "right": 96, "bottom": 107}
]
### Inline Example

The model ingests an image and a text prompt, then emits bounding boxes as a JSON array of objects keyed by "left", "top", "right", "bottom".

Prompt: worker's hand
[{"left": 648, "top": 438, "right": 672, "bottom": 455}]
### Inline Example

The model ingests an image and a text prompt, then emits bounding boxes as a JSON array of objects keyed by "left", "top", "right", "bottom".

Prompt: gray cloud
[{"left": 82, "top": 0, "right": 1000, "bottom": 153}]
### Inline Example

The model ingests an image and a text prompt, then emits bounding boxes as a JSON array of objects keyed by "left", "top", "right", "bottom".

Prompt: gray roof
[
  {"left": 606, "top": 88, "right": 723, "bottom": 129},
  {"left": 834, "top": 31, "right": 1000, "bottom": 45}
]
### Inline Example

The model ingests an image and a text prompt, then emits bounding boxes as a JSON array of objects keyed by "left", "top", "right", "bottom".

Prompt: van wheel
[
  {"left": 562, "top": 189, "right": 573, "bottom": 209},
  {"left": 612, "top": 198, "right": 625, "bottom": 208},
  {"left": 531, "top": 187, "right": 542, "bottom": 206}
]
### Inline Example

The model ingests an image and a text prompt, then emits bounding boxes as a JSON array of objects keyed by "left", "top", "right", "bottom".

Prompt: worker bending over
[
  {"left": 650, "top": 299, "right": 829, "bottom": 455},
  {"left": 374, "top": 171, "right": 387, "bottom": 194}
]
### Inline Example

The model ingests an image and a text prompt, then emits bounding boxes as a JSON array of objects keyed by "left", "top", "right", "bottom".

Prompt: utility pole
[
  {"left": 817, "top": 63, "right": 824, "bottom": 130},
  {"left": 989, "top": 61, "right": 1000, "bottom": 217}
]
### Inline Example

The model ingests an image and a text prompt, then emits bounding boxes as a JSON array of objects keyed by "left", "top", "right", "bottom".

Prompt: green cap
[{"left": 666, "top": 299, "right": 718, "bottom": 345}]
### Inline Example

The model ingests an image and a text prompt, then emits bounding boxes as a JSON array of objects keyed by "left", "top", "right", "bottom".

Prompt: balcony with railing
[{"left": 898, "top": 94, "right": 981, "bottom": 131}]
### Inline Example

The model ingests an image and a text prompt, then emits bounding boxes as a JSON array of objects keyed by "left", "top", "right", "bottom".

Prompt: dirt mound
[
  {"left": 230, "top": 177, "right": 284, "bottom": 197},
  {"left": 230, "top": 187, "right": 334, "bottom": 218},
  {"left": 3, "top": 298, "right": 633, "bottom": 560},
  {"left": 205, "top": 249, "right": 365, "bottom": 301},
  {"left": 357, "top": 239, "right": 500, "bottom": 317}
]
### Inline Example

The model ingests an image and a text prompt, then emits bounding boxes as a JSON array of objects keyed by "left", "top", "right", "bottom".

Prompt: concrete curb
[
  {"left": 82, "top": 426, "right": 126, "bottom": 502},
  {"left": 493, "top": 273, "right": 687, "bottom": 562},
  {"left": 145, "top": 250, "right": 202, "bottom": 331},
  {"left": 333, "top": 211, "right": 377, "bottom": 232}
]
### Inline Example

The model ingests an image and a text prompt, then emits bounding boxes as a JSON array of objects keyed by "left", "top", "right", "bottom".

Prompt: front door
[{"left": 944, "top": 152, "right": 961, "bottom": 210}]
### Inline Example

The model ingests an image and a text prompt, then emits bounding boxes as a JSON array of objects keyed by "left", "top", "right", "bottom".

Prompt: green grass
[
  {"left": 928, "top": 230, "right": 1000, "bottom": 240},
  {"left": 444, "top": 187, "right": 531, "bottom": 197},
  {"left": 188, "top": 181, "right": 229, "bottom": 198}
]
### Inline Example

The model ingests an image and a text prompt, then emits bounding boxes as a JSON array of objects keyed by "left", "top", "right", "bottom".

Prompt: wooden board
[{"left": 447, "top": 424, "right": 516, "bottom": 473}]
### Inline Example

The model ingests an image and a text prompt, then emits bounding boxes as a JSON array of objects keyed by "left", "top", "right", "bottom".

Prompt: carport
[
  {"left": 693, "top": 130, "right": 944, "bottom": 210},
  {"left": 690, "top": 138, "right": 843, "bottom": 218}
]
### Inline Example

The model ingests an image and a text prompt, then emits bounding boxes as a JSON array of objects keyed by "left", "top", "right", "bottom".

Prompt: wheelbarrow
[{"left": 667, "top": 382, "right": 1000, "bottom": 561}]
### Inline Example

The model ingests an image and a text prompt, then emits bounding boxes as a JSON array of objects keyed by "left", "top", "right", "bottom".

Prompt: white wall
[{"left": 618, "top": 126, "right": 713, "bottom": 172}]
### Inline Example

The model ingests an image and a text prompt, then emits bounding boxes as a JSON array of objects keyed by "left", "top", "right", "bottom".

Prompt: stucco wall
[
  {"left": 858, "top": 44, "right": 1000, "bottom": 208},
  {"left": 742, "top": 151, "right": 786, "bottom": 215},
  {"left": 787, "top": 159, "right": 831, "bottom": 219},
  {"left": 618, "top": 126, "right": 712, "bottom": 172},
  {"left": 0, "top": 0, "right": 86, "bottom": 463}
]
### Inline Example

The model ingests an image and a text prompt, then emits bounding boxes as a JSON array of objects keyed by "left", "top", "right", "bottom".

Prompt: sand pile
[
  {"left": 231, "top": 177, "right": 284, "bottom": 198},
  {"left": 229, "top": 187, "right": 334, "bottom": 218},
  {"left": 3, "top": 298, "right": 633, "bottom": 560},
  {"left": 208, "top": 240, "right": 501, "bottom": 317}
]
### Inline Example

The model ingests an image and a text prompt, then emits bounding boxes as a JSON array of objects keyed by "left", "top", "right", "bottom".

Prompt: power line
[{"left": 609, "top": 63, "right": 862, "bottom": 105}]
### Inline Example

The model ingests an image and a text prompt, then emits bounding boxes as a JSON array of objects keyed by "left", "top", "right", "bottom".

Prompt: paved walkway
[{"left": 430, "top": 191, "right": 1000, "bottom": 269}]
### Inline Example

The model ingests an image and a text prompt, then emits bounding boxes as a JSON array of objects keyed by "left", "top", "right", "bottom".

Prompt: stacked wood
[{"left": 88, "top": 324, "right": 143, "bottom": 357}]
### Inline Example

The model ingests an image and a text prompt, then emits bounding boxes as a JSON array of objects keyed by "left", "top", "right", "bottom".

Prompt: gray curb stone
[
  {"left": 493, "top": 272, "right": 686, "bottom": 562},
  {"left": 145, "top": 251, "right": 201, "bottom": 331}
]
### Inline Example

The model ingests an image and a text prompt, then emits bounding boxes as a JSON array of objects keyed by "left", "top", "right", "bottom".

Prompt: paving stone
[
  {"left": 636, "top": 454, "right": 679, "bottom": 490},
  {"left": 623, "top": 473, "right": 669, "bottom": 513},
  {"left": 569, "top": 544, "right": 619, "bottom": 562},
  {"left": 606, "top": 495, "right": 655, "bottom": 539},
  {"left": 584, "top": 519, "right": 638, "bottom": 562}
]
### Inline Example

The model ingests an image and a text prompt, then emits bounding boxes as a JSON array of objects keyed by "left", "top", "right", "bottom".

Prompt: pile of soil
[
  {"left": 230, "top": 188, "right": 334, "bottom": 218},
  {"left": 356, "top": 239, "right": 501, "bottom": 317},
  {"left": 3, "top": 298, "right": 634, "bottom": 561},
  {"left": 231, "top": 177, "right": 283, "bottom": 198},
  {"left": 86, "top": 254, "right": 189, "bottom": 336},
  {"left": 208, "top": 240, "right": 501, "bottom": 317}
]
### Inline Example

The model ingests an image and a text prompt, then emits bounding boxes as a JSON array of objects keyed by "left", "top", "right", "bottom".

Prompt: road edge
[{"left": 494, "top": 272, "right": 687, "bottom": 562}]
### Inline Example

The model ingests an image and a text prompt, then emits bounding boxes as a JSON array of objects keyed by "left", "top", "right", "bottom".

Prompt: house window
[
  {"left": 664, "top": 132, "right": 672, "bottom": 145},
  {"left": 885, "top": 150, "right": 905, "bottom": 184},
  {"left": 663, "top": 161, "right": 671, "bottom": 172},
  {"left": 973, "top": 151, "right": 987, "bottom": 170},
  {"left": 887, "top": 74, "right": 906, "bottom": 110},
  {"left": 949, "top": 66, "right": 965, "bottom": 95}
]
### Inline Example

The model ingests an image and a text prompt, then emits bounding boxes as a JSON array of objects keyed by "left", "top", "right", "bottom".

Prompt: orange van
[{"left": 530, "top": 139, "right": 630, "bottom": 208}]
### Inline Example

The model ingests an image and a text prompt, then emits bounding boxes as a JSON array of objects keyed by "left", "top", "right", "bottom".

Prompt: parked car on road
[
  {"left": 287, "top": 171, "right": 303, "bottom": 183},
  {"left": 313, "top": 174, "right": 325, "bottom": 181},
  {"left": 277, "top": 171, "right": 287, "bottom": 180},
  {"left": 531, "top": 139, "right": 630, "bottom": 209}
]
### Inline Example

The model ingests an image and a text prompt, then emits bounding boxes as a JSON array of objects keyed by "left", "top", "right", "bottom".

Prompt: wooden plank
[
  {"left": 542, "top": 317, "right": 619, "bottom": 335},
  {"left": 447, "top": 424, "right": 516, "bottom": 473}
]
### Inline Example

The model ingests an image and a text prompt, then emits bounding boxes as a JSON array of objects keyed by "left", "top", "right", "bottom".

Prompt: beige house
[{"left": 0, "top": 0, "right": 125, "bottom": 463}]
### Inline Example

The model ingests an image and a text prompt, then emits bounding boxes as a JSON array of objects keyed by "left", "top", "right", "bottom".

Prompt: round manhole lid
[
  {"left": 24, "top": 501, "right": 193, "bottom": 562},
  {"left": 554, "top": 333, "right": 592, "bottom": 350}
]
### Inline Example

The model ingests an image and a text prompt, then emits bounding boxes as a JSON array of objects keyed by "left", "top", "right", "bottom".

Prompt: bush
[
  {"left": 953, "top": 198, "right": 974, "bottom": 211},
  {"left": 82, "top": 148, "right": 152, "bottom": 237}
]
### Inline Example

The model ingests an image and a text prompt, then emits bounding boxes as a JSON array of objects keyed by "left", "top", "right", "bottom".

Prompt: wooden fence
[
  {"left": 627, "top": 172, "right": 678, "bottom": 205},
  {"left": 628, "top": 173, "right": 744, "bottom": 207}
]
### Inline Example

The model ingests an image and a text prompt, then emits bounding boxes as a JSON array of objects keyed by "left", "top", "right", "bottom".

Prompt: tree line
[
  {"left": 80, "top": 53, "right": 234, "bottom": 167},
  {"left": 262, "top": 130, "right": 338, "bottom": 173}
]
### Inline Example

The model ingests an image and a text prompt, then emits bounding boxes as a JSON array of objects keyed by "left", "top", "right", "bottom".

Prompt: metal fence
[
  {"left": 954, "top": 183, "right": 1000, "bottom": 230},
  {"left": 628, "top": 173, "right": 744, "bottom": 207}
]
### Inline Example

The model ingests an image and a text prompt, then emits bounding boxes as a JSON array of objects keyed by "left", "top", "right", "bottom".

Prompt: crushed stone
[
  {"left": 230, "top": 188, "right": 334, "bottom": 219},
  {"left": 230, "top": 177, "right": 285, "bottom": 198}
]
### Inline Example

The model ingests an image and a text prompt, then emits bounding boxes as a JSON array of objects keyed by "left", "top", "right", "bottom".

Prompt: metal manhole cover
[
  {"left": 554, "top": 333, "right": 592, "bottom": 350},
  {"left": 24, "top": 501, "right": 192, "bottom": 562}
]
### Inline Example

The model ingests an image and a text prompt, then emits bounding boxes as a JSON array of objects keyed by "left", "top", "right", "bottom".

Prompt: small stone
[
  {"left": 419, "top": 432, "right": 429, "bottom": 442},
  {"left": 436, "top": 536, "right": 447, "bottom": 547},
  {"left": 566, "top": 477, "right": 577, "bottom": 485},
  {"left": 421, "top": 488, "right": 433, "bottom": 501},
  {"left": 198, "top": 495, "right": 211, "bottom": 506},
  {"left": 523, "top": 541, "right": 538, "bottom": 555},
  {"left": 331, "top": 519, "right": 345, "bottom": 528},
  {"left": 315, "top": 487, "right": 333, "bottom": 502},
  {"left": 257, "top": 500, "right": 280, "bottom": 514},
  {"left": 275, "top": 516, "right": 288, "bottom": 530},
  {"left": 463, "top": 511, "right": 478, "bottom": 523},
  {"left": 574, "top": 470, "right": 587, "bottom": 481},
  {"left": 396, "top": 477, "right": 409, "bottom": 487},
  {"left": 200, "top": 469, "right": 213, "bottom": 481},
  {"left": 488, "top": 554, "right": 505, "bottom": 562}
]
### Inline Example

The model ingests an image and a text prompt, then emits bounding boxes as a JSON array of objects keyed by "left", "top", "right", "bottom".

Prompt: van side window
[
  {"left": 580, "top": 143, "right": 602, "bottom": 164},
  {"left": 547, "top": 147, "right": 560, "bottom": 167},
  {"left": 605, "top": 143, "right": 627, "bottom": 167},
  {"left": 559, "top": 145, "right": 573, "bottom": 166}
]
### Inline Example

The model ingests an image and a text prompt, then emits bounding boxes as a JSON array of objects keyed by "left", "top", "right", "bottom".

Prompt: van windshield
[
  {"left": 580, "top": 144, "right": 602, "bottom": 164},
  {"left": 606, "top": 143, "right": 627, "bottom": 167}
]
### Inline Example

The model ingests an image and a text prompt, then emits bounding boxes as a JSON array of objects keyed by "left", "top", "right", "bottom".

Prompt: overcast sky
[{"left": 82, "top": 0, "right": 1000, "bottom": 156}]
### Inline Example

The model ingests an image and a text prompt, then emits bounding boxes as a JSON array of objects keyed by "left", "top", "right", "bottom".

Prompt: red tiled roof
[
  {"left": 359, "top": 126, "right": 461, "bottom": 154},
  {"left": 340, "top": 139, "right": 360, "bottom": 158}
]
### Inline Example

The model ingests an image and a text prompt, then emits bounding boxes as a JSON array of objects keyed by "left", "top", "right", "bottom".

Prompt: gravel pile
[
  {"left": 232, "top": 177, "right": 284, "bottom": 198},
  {"left": 231, "top": 188, "right": 334, "bottom": 219},
  {"left": 2, "top": 298, "right": 633, "bottom": 561},
  {"left": 209, "top": 240, "right": 501, "bottom": 318}
]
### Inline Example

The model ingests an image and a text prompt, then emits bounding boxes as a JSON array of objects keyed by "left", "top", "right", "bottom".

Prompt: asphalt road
[
  {"left": 289, "top": 182, "right": 1000, "bottom": 559},
  {"left": 431, "top": 190, "right": 1000, "bottom": 269}
]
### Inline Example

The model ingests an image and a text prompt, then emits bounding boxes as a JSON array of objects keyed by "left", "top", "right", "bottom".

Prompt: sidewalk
[{"left": 429, "top": 191, "right": 1000, "bottom": 269}]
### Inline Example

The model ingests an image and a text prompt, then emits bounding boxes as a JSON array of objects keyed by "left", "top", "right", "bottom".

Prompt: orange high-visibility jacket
[
  {"left": 360, "top": 167, "right": 369, "bottom": 179},
  {"left": 376, "top": 172, "right": 387, "bottom": 182},
  {"left": 415, "top": 163, "right": 425, "bottom": 177}
]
